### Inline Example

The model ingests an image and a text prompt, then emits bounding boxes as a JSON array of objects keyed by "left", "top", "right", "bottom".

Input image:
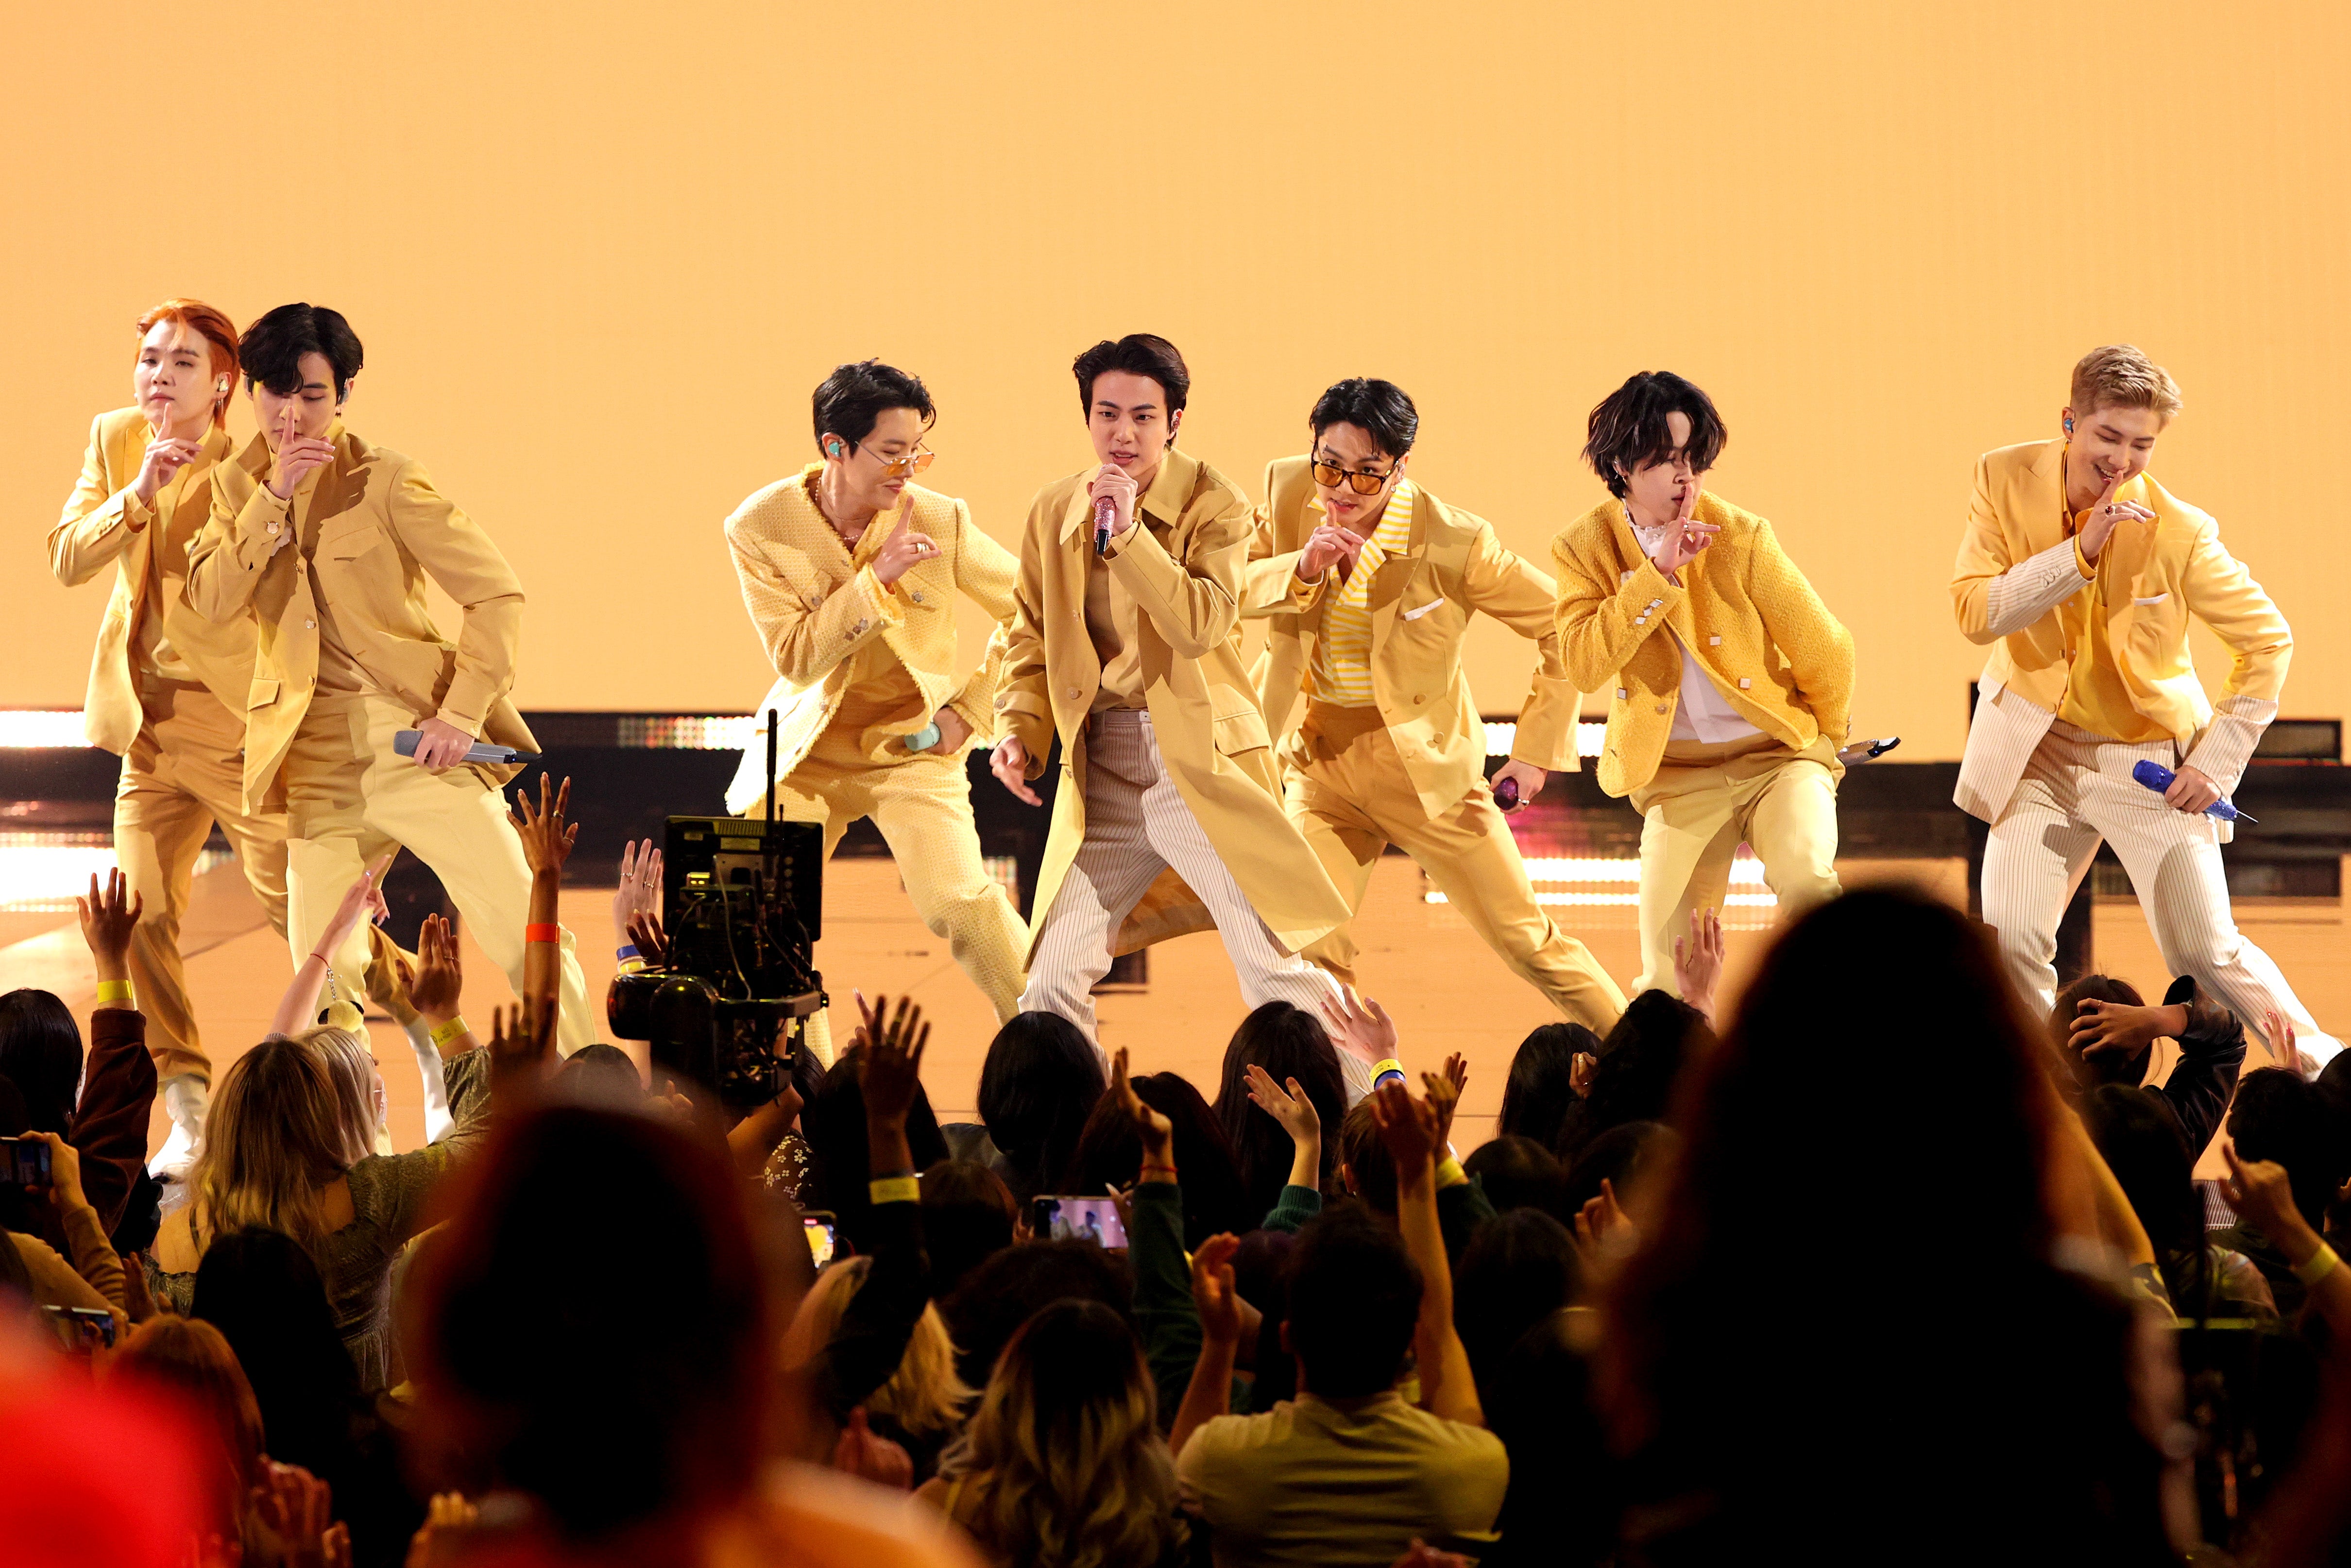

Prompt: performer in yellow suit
[
  {"left": 1243, "top": 378, "right": 1624, "bottom": 1031},
  {"left": 46, "top": 300, "right": 287, "bottom": 1162},
  {"left": 991, "top": 335, "right": 1354, "bottom": 1054},
  {"left": 1952, "top": 344, "right": 2339, "bottom": 1073},
  {"left": 723, "top": 359, "right": 1028, "bottom": 1046},
  {"left": 1553, "top": 372, "right": 1855, "bottom": 996},
  {"left": 186, "top": 303, "right": 593, "bottom": 1057}
]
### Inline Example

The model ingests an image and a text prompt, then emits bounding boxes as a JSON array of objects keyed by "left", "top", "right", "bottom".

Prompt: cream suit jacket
[
  {"left": 998, "top": 447, "right": 1351, "bottom": 960},
  {"left": 1950, "top": 439, "right": 2290, "bottom": 824},
  {"left": 49, "top": 410, "right": 253, "bottom": 753},
  {"left": 1552, "top": 492, "right": 1855, "bottom": 798},
  {"left": 722, "top": 466, "right": 1018, "bottom": 813},
  {"left": 1240, "top": 456, "right": 1581, "bottom": 819},
  {"left": 187, "top": 423, "right": 534, "bottom": 812}
]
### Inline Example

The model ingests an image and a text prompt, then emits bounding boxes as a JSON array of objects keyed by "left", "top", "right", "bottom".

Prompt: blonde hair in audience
[
  {"left": 783, "top": 1254, "right": 973, "bottom": 1438},
  {"left": 2069, "top": 344, "right": 2183, "bottom": 423},
  {"left": 936, "top": 1302, "right": 1176, "bottom": 1568},
  {"left": 300, "top": 1024, "right": 387, "bottom": 1163},
  {"left": 189, "top": 1036, "right": 348, "bottom": 1249}
]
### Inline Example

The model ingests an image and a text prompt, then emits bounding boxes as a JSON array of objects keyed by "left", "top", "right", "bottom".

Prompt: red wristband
[{"left": 525, "top": 922, "right": 562, "bottom": 944}]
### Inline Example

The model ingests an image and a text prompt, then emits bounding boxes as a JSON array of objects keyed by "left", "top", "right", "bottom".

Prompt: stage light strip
[
  {"left": 1519, "top": 856, "right": 1770, "bottom": 885},
  {"left": 616, "top": 715, "right": 759, "bottom": 750},
  {"left": 1426, "top": 890, "right": 1780, "bottom": 907},
  {"left": 1481, "top": 721, "right": 1609, "bottom": 759},
  {"left": 0, "top": 711, "right": 91, "bottom": 748},
  {"left": 10, "top": 711, "right": 1621, "bottom": 755},
  {"left": 0, "top": 834, "right": 229, "bottom": 910}
]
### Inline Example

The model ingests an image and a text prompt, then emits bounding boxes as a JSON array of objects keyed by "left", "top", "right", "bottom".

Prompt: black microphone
[{"left": 1093, "top": 495, "right": 1116, "bottom": 555}]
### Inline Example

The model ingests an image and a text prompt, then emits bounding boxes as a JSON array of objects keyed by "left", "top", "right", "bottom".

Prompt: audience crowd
[{"left": 4, "top": 774, "right": 2351, "bottom": 1567}]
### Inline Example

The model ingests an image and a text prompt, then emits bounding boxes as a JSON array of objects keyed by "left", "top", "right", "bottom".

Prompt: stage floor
[{"left": 2, "top": 853, "right": 2338, "bottom": 1174}]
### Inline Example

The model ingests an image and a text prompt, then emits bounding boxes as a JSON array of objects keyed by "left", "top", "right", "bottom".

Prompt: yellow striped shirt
[{"left": 1310, "top": 480, "right": 1416, "bottom": 708}]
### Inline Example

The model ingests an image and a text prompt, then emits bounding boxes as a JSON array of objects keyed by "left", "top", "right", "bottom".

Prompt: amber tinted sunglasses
[
  {"left": 1311, "top": 456, "right": 1398, "bottom": 495},
  {"left": 857, "top": 442, "right": 936, "bottom": 479}
]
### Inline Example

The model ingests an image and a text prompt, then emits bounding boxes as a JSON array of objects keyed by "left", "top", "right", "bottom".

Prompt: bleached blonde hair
[
  {"left": 782, "top": 1254, "right": 972, "bottom": 1438},
  {"left": 298, "top": 1024, "right": 385, "bottom": 1164},
  {"left": 188, "top": 1037, "right": 346, "bottom": 1250},
  {"left": 934, "top": 1299, "right": 1179, "bottom": 1568},
  {"left": 2070, "top": 344, "right": 2182, "bottom": 423}
]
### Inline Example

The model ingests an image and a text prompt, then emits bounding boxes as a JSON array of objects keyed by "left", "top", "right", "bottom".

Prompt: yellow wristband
[
  {"left": 428, "top": 1017, "right": 469, "bottom": 1048},
  {"left": 868, "top": 1175, "right": 920, "bottom": 1206},
  {"left": 1435, "top": 1156, "right": 1467, "bottom": 1189},
  {"left": 95, "top": 979, "right": 135, "bottom": 1005},
  {"left": 2295, "top": 1243, "right": 2341, "bottom": 1287}
]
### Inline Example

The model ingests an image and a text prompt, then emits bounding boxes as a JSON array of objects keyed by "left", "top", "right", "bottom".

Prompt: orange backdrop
[{"left": 8, "top": 1, "right": 2346, "bottom": 759}]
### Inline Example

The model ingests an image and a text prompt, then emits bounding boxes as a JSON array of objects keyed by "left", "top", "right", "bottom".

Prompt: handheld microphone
[
  {"left": 1093, "top": 495, "right": 1116, "bottom": 556},
  {"left": 2131, "top": 759, "right": 2254, "bottom": 823},
  {"left": 393, "top": 730, "right": 542, "bottom": 766}
]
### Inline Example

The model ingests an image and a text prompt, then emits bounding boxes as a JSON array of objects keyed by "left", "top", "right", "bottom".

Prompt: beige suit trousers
[
  {"left": 113, "top": 679, "right": 291, "bottom": 1083},
  {"left": 280, "top": 692, "right": 592, "bottom": 1055},
  {"left": 1021, "top": 711, "right": 1346, "bottom": 1047},
  {"left": 771, "top": 721, "right": 1028, "bottom": 1029},
  {"left": 1287, "top": 702, "right": 1626, "bottom": 1033},
  {"left": 1630, "top": 733, "right": 1842, "bottom": 995},
  {"left": 1984, "top": 719, "right": 2341, "bottom": 1064}
]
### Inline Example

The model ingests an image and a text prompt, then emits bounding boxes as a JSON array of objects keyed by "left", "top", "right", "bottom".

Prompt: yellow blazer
[
  {"left": 48, "top": 409, "right": 252, "bottom": 753},
  {"left": 722, "top": 465, "right": 1018, "bottom": 813},
  {"left": 1949, "top": 439, "right": 2290, "bottom": 823},
  {"left": 187, "top": 423, "right": 534, "bottom": 811},
  {"left": 999, "top": 447, "right": 1350, "bottom": 960},
  {"left": 1552, "top": 491, "right": 1854, "bottom": 798},
  {"left": 1241, "top": 455, "right": 1580, "bottom": 819}
]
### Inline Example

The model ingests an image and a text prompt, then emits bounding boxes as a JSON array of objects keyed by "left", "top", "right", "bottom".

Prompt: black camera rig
[{"left": 606, "top": 710, "right": 826, "bottom": 1106}]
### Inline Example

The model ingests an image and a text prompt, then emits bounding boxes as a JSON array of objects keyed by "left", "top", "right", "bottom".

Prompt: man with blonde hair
[{"left": 1952, "top": 344, "right": 2339, "bottom": 1074}]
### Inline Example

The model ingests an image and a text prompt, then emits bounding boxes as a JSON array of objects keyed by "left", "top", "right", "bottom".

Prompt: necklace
[{"left": 808, "top": 471, "right": 868, "bottom": 551}]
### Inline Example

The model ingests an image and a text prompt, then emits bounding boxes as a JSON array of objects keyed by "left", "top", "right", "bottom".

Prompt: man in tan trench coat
[{"left": 990, "top": 335, "right": 1357, "bottom": 1065}]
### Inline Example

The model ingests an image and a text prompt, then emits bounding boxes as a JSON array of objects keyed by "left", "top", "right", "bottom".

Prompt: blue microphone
[{"left": 2131, "top": 759, "right": 2254, "bottom": 823}]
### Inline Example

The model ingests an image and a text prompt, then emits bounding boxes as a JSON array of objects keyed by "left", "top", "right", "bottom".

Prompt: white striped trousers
[
  {"left": 1019, "top": 712, "right": 1353, "bottom": 1073},
  {"left": 1983, "top": 720, "right": 2341, "bottom": 1073}
]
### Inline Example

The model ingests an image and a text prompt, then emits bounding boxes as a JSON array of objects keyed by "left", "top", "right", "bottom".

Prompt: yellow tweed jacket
[
  {"left": 48, "top": 409, "right": 253, "bottom": 753},
  {"left": 999, "top": 447, "right": 1350, "bottom": 960},
  {"left": 1949, "top": 439, "right": 2289, "bottom": 823},
  {"left": 1242, "top": 455, "right": 1580, "bottom": 819},
  {"left": 187, "top": 423, "right": 534, "bottom": 812},
  {"left": 1552, "top": 491, "right": 1854, "bottom": 798},
  {"left": 723, "top": 467, "right": 1017, "bottom": 811}
]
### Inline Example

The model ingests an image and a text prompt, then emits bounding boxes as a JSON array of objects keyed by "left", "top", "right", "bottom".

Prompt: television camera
[{"left": 606, "top": 711, "right": 826, "bottom": 1107}]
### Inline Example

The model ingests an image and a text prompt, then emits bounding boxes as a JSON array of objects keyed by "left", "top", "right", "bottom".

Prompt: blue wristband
[{"left": 905, "top": 721, "right": 944, "bottom": 753}]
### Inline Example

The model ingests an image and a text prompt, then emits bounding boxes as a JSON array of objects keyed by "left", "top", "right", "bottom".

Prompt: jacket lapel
[
  {"left": 2102, "top": 474, "right": 2161, "bottom": 632},
  {"left": 114, "top": 420, "right": 158, "bottom": 610},
  {"left": 2018, "top": 440, "right": 2068, "bottom": 554},
  {"left": 1056, "top": 482, "right": 1104, "bottom": 693},
  {"left": 1366, "top": 481, "right": 1426, "bottom": 650}
]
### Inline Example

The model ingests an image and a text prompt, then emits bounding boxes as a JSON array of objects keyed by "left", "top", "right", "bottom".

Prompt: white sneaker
[{"left": 149, "top": 1073, "right": 208, "bottom": 1190}]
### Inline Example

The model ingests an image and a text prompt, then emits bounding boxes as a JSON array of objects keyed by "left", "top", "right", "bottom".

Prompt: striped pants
[
  {"left": 1020, "top": 711, "right": 1348, "bottom": 1052},
  {"left": 1984, "top": 720, "right": 2341, "bottom": 1072}
]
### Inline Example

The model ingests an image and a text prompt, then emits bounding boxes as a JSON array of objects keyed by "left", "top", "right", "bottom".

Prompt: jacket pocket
[
  {"left": 1209, "top": 686, "right": 1272, "bottom": 755},
  {"left": 2132, "top": 592, "right": 2171, "bottom": 607},
  {"left": 1400, "top": 597, "right": 1446, "bottom": 622},
  {"left": 321, "top": 522, "right": 391, "bottom": 562},
  {"left": 247, "top": 679, "right": 280, "bottom": 710}
]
